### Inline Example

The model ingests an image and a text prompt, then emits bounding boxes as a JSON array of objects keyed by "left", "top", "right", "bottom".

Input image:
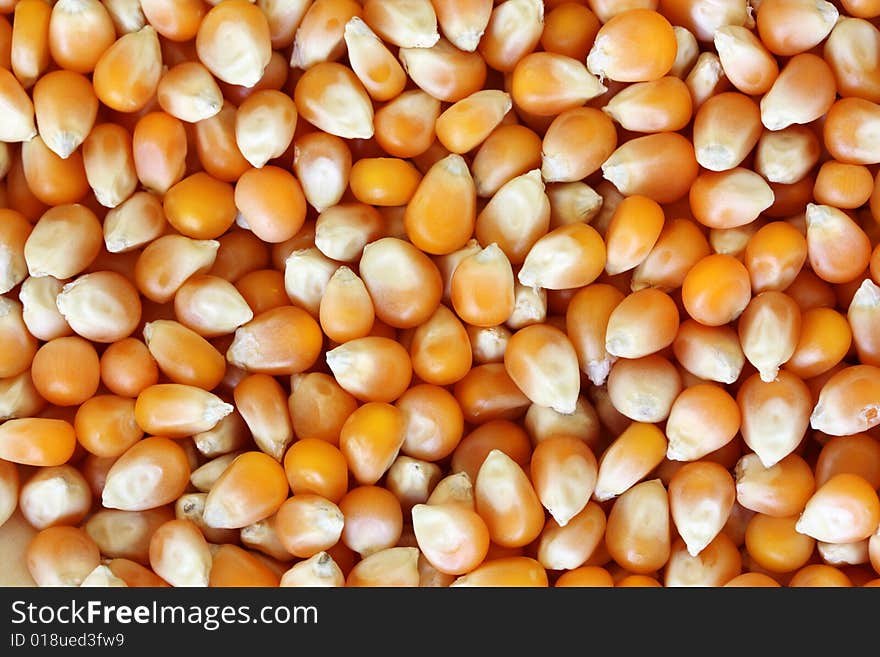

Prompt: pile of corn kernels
[{"left": 1, "top": 0, "right": 880, "bottom": 587}]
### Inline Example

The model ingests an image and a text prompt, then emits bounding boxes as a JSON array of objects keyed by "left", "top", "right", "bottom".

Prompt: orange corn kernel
[
  {"left": 92, "top": 25, "right": 162, "bottom": 113},
  {"left": 724, "top": 572, "right": 781, "bottom": 587},
  {"left": 593, "top": 421, "right": 666, "bottom": 501},
  {"left": 339, "top": 484, "right": 403, "bottom": 557},
  {"left": 20, "top": 135, "right": 89, "bottom": 206},
  {"left": 605, "top": 478, "right": 671, "bottom": 574},
  {"left": 541, "top": 107, "right": 617, "bottom": 183},
  {"left": 784, "top": 308, "right": 851, "bottom": 385},
  {"left": 283, "top": 438, "right": 349, "bottom": 504},
  {"left": 48, "top": 0, "right": 116, "bottom": 74},
  {"left": 530, "top": 436, "right": 597, "bottom": 526},
  {"left": 431, "top": 0, "right": 492, "bottom": 53},
  {"left": 603, "top": 76, "right": 692, "bottom": 134},
  {"left": 32, "top": 69, "right": 97, "bottom": 160},
  {"left": 760, "top": 53, "right": 836, "bottom": 132},
  {"left": 400, "top": 38, "right": 487, "bottom": 103},
  {"left": 602, "top": 132, "right": 699, "bottom": 204},
  {"left": 755, "top": 0, "right": 838, "bottom": 57},
  {"left": 796, "top": 473, "right": 880, "bottom": 543},
  {"left": 451, "top": 556, "right": 548, "bottom": 587},
  {"left": 10, "top": 0, "right": 52, "bottom": 90},
  {"left": 288, "top": 372, "right": 358, "bottom": 446},
  {"left": 805, "top": 204, "right": 872, "bottom": 285},
  {"left": 682, "top": 253, "right": 752, "bottom": 327},
  {"left": 208, "top": 544, "right": 280, "bottom": 588},
  {"left": 226, "top": 305, "right": 323, "bottom": 376},
  {"left": 26, "top": 525, "right": 101, "bottom": 587},
  {"left": 373, "top": 89, "right": 441, "bottom": 160},
  {"left": 814, "top": 161, "right": 874, "bottom": 209},
  {"left": 134, "top": 383, "right": 232, "bottom": 438},
  {"left": 503, "top": 323, "right": 581, "bottom": 415},
  {"left": 815, "top": 433, "right": 880, "bottom": 495},
  {"left": 692, "top": 92, "right": 762, "bottom": 172},
  {"left": 0, "top": 417, "right": 76, "bottom": 467},
  {"left": 477, "top": 0, "right": 543, "bottom": 74},
  {"left": 202, "top": 451, "right": 289, "bottom": 529},
  {"left": 102, "top": 437, "right": 191, "bottom": 511},
  {"left": 788, "top": 564, "right": 853, "bottom": 587},
  {"left": 453, "top": 363, "right": 530, "bottom": 424},
  {"left": 274, "top": 494, "right": 344, "bottom": 559},
  {"left": 669, "top": 461, "right": 736, "bottom": 557},
  {"left": 824, "top": 18, "right": 880, "bottom": 104},
  {"left": 148, "top": 519, "right": 212, "bottom": 587},
  {"left": 518, "top": 222, "right": 606, "bottom": 291},
  {"left": 472, "top": 124, "right": 542, "bottom": 198},
  {"left": 587, "top": 9, "right": 676, "bottom": 83},
  {"left": 288, "top": 0, "right": 360, "bottom": 70},
  {"left": 294, "top": 62, "right": 374, "bottom": 140},
  {"left": 607, "top": 354, "right": 681, "bottom": 423},
  {"left": 345, "top": 547, "right": 421, "bottom": 587},
  {"left": 319, "top": 266, "right": 375, "bottom": 344},
  {"left": 144, "top": 320, "right": 226, "bottom": 391},
  {"left": 849, "top": 279, "right": 880, "bottom": 367},
  {"left": 666, "top": 383, "right": 741, "bottom": 462},
  {"left": 823, "top": 97, "right": 880, "bottom": 166},
  {"left": 603, "top": 195, "right": 665, "bottom": 276},
  {"left": 395, "top": 383, "right": 464, "bottom": 462},
  {"left": 412, "top": 502, "right": 490, "bottom": 575},
  {"left": 343, "top": 16, "right": 406, "bottom": 102},
  {"left": 0, "top": 298, "right": 38, "bottom": 379},
  {"left": 743, "top": 221, "right": 808, "bottom": 294},
  {"left": 474, "top": 449, "right": 545, "bottom": 548},
  {"left": 195, "top": 0, "right": 271, "bottom": 87},
  {"left": 194, "top": 102, "right": 251, "bottom": 184},
  {"left": 74, "top": 394, "right": 143, "bottom": 459},
  {"left": 512, "top": 51, "right": 605, "bottom": 117},
  {"left": 631, "top": 220, "right": 708, "bottom": 293},
  {"left": 401, "top": 154, "right": 476, "bottom": 256},
  {"left": 408, "top": 304, "right": 473, "bottom": 386},
  {"left": 233, "top": 374, "right": 293, "bottom": 461},
  {"left": 538, "top": 502, "right": 606, "bottom": 572},
  {"left": 132, "top": 111, "right": 188, "bottom": 196},
  {"left": 99, "top": 338, "right": 159, "bottom": 398},
  {"left": 339, "top": 402, "right": 406, "bottom": 485},
  {"left": 605, "top": 288, "right": 680, "bottom": 360},
  {"left": 349, "top": 158, "right": 421, "bottom": 208},
  {"left": 565, "top": 283, "right": 624, "bottom": 386},
  {"left": 451, "top": 419, "right": 531, "bottom": 481},
  {"left": 738, "top": 370, "right": 812, "bottom": 469},
  {"left": 664, "top": 533, "right": 742, "bottom": 586},
  {"left": 359, "top": 237, "right": 443, "bottom": 329},
  {"left": 30, "top": 336, "right": 100, "bottom": 407},
  {"left": 140, "top": 0, "right": 206, "bottom": 42},
  {"left": 450, "top": 244, "right": 515, "bottom": 328},
  {"left": 326, "top": 336, "right": 413, "bottom": 404}
]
